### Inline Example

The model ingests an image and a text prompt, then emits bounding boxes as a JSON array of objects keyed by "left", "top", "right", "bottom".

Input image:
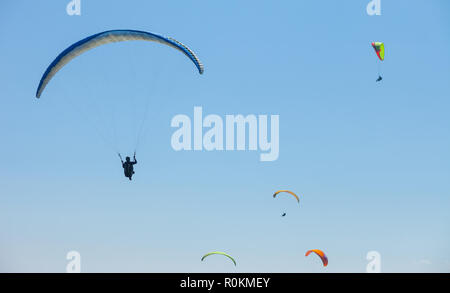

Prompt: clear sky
[{"left": 0, "top": 0, "right": 449, "bottom": 272}]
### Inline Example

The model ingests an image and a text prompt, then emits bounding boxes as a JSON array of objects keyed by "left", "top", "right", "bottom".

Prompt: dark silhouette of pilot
[{"left": 120, "top": 153, "right": 137, "bottom": 180}]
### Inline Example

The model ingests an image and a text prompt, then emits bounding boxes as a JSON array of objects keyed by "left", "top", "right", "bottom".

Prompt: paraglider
[
  {"left": 372, "top": 42, "right": 385, "bottom": 61},
  {"left": 371, "top": 41, "right": 384, "bottom": 82},
  {"left": 273, "top": 190, "right": 300, "bottom": 203},
  {"left": 305, "top": 249, "right": 328, "bottom": 267},
  {"left": 36, "top": 29, "right": 204, "bottom": 99},
  {"left": 119, "top": 153, "right": 137, "bottom": 180},
  {"left": 35, "top": 30, "right": 204, "bottom": 178},
  {"left": 201, "top": 251, "right": 236, "bottom": 266},
  {"left": 273, "top": 190, "right": 299, "bottom": 217}
]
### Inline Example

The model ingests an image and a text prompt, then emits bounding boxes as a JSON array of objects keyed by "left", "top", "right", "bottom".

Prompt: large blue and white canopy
[{"left": 36, "top": 30, "right": 204, "bottom": 98}]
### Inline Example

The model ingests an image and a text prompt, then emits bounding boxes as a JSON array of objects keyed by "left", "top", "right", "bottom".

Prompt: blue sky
[{"left": 0, "top": 0, "right": 449, "bottom": 272}]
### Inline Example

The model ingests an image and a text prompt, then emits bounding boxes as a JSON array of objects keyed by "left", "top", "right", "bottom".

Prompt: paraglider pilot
[
  {"left": 376, "top": 75, "right": 383, "bottom": 82},
  {"left": 119, "top": 153, "right": 137, "bottom": 180}
]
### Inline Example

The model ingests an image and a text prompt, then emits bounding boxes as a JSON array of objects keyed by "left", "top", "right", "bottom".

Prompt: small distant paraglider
[
  {"left": 273, "top": 190, "right": 300, "bottom": 203},
  {"left": 201, "top": 251, "right": 236, "bottom": 266},
  {"left": 305, "top": 249, "right": 328, "bottom": 267},
  {"left": 371, "top": 41, "right": 384, "bottom": 82},
  {"left": 273, "top": 190, "right": 300, "bottom": 217}
]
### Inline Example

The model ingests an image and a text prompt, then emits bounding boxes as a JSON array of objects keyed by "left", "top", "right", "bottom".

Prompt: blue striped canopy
[{"left": 36, "top": 30, "right": 204, "bottom": 98}]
